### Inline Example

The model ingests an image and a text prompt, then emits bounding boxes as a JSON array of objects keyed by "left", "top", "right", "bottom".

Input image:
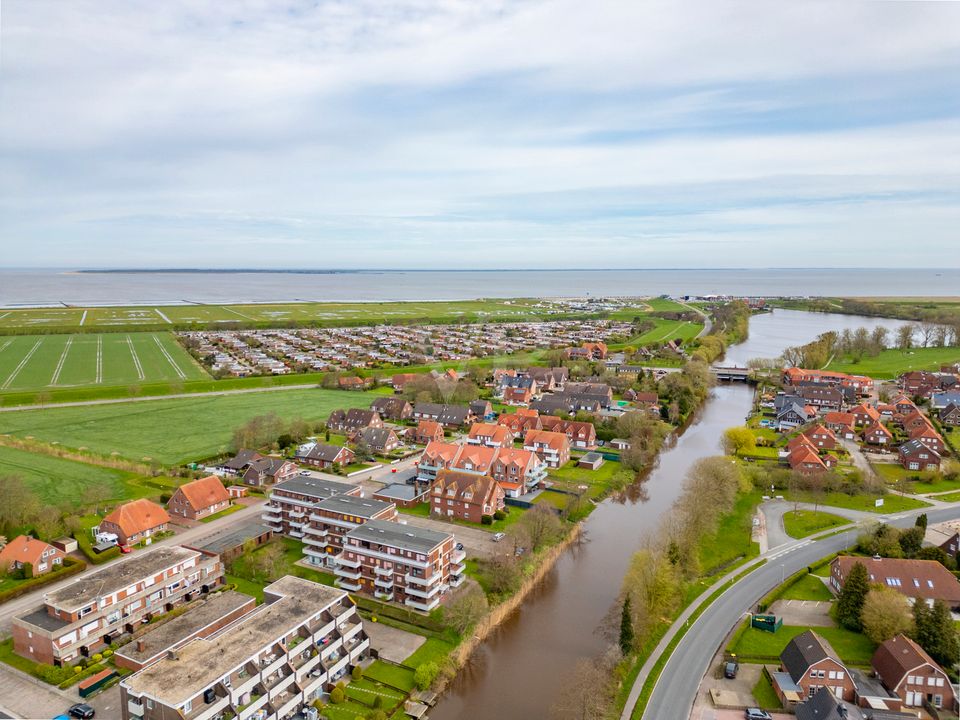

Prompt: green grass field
[
  {"left": 825, "top": 346, "right": 960, "bottom": 379},
  {"left": 0, "top": 444, "right": 183, "bottom": 506},
  {"left": 0, "top": 332, "right": 207, "bottom": 393},
  {"left": 779, "top": 574, "right": 835, "bottom": 602},
  {"left": 781, "top": 510, "right": 849, "bottom": 539},
  {"left": 699, "top": 491, "right": 761, "bottom": 576},
  {"left": 0, "top": 297, "right": 654, "bottom": 333},
  {"left": 0, "top": 387, "right": 374, "bottom": 465},
  {"left": 731, "top": 624, "right": 876, "bottom": 666},
  {"left": 787, "top": 491, "right": 930, "bottom": 514}
]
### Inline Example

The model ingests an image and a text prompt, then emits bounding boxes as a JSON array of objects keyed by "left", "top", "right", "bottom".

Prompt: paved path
[
  {"left": 624, "top": 501, "right": 960, "bottom": 720},
  {"left": 841, "top": 439, "right": 878, "bottom": 482},
  {"left": 0, "top": 663, "right": 77, "bottom": 720},
  {"left": 0, "top": 501, "right": 266, "bottom": 637}
]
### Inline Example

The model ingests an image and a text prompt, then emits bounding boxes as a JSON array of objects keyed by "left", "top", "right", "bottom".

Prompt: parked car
[
  {"left": 491, "top": 532, "right": 505, "bottom": 542},
  {"left": 68, "top": 705, "right": 96, "bottom": 720},
  {"left": 455, "top": 542, "right": 464, "bottom": 551},
  {"left": 744, "top": 710, "right": 772, "bottom": 720},
  {"left": 724, "top": 661, "right": 738, "bottom": 679},
  {"left": 119, "top": 545, "right": 132, "bottom": 554}
]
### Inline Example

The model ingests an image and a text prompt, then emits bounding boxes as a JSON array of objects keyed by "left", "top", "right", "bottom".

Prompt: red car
[{"left": 119, "top": 545, "right": 132, "bottom": 554}]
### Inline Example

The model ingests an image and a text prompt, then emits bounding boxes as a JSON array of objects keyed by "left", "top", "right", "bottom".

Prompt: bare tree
[
  {"left": 896, "top": 324, "right": 915, "bottom": 350},
  {"left": 0, "top": 476, "right": 40, "bottom": 534},
  {"left": 870, "top": 326, "right": 889, "bottom": 352},
  {"left": 550, "top": 656, "right": 616, "bottom": 720},
  {"left": 516, "top": 504, "right": 563, "bottom": 552},
  {"left": 443, "top": 580, "right": 488, "bottom": 634},
  {"left": 918, "top": 322, "right": 938, "bottom": 348}
]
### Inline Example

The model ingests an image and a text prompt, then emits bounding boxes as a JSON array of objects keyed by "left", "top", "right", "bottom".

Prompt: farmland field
[
  {"left": 0, "top": 332, "right": 207, "bottom": 393},
  {"left": 0, "top": 297, "right": 647, "bottom": 333},
  {"left": 825, "top": 346, "right": 960, "bottom": 379},
  {"left": 0, "top": 444, "right": 179, "bottom": 506},
  {"left": 0, "top": 387, "right": 375, "bottom": 465}
]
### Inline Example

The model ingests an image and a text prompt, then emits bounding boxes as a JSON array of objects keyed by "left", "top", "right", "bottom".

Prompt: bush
[
  {"left": 372, "top": 696, "right": 383, "bottom": 710},
  {"left": 493, "top": 510, "right": 506, "bottom": 521},
  {"left": 73, "top": 666, "right": 83, "bottom": 674},
  {"left": 480, "top": 515, "right": 493, "bottom": 526},
  {"left": 102, "top": 648, "right": 113, "bottom": 657},
  {"left": 330, "top": 686, "right": 345, "bottom": 704},
  {"left": 92, "top": 653, "right": 102, "bottom": 663},
  {"left": 414, "top": 661, "right": 439, "bottom": 691},
  {"left": 351, "top": 664, "right": 363, "bottom": 680},
  {"left": 368, "top": 711, "right": 387, "bottom": 720}
]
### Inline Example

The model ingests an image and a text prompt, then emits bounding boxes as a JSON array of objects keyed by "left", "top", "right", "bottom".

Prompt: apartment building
[
  {"left": 120, "top": 576, "right": 369, "bottom": 720},
  {"left": 430, "top": 470, "right": 505, "bottom": 523},
  {"left": 13, "top": 546, "right": 222, "bottom": 666},
  {"left": 523, "top": 429, "right": 571, "bottom": 468},
  {"left": 302, "top": 494, "right": 398, "bottom": 569},
  {"left": 417, "top": 440, "right": 546, "bottom": 496},
  {"left": 261, "top": 477, "right": 360, "bottom": 539},
  {"left": 334, "top": 519, "right": 464, "bottom": 612}
]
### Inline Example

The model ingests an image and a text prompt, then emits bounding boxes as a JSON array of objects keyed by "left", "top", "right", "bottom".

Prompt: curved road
[{"left": 637, "top": 501, "right": 960, "bottom": 720}]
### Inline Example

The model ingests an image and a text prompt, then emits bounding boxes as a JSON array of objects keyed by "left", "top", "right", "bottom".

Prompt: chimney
[
  {"left": 168, "top": 649, "right": 180, "bottom": 661},
  {"left": 136, "top": 638, "right": 146, "bottom": 652}
]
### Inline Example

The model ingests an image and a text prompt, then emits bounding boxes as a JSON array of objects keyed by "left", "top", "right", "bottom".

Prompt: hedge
[
  {"left": 351, "top": 595, "right": 446, "bottom": 634},
  {"left": 74, "top": 531, "right": 121, "bottom": 565},
  {"left": 0, "top": 556, "right": 86, "bottom": 604}
]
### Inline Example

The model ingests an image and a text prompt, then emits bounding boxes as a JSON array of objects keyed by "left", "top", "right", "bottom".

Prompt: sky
[{"left": 1, "top": 0, "right": 959, "bottom": 270}]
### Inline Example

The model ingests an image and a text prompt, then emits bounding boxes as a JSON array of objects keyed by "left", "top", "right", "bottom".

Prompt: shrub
[
  {"left": 480, "top": 515, "right": 493, "bottom": 526},
  {"left": 102, "top": 648, "right": 113, "bottom": 657},
  {"left": 493, "top": 510, "right": 506, "bottom": 521},
  {"left": 330, "top": 686, "right": 345, "bottom": 704},
  {"left": 368, "top": 711, "right": 387, "bottom": 720},
  {"left": 372, "top": 696, "right": 383, "bottom": 710},
  {"left": 73, "top": 666, "right": 82, "bottom": 674},
  {"left": 92, "top": 653, "right": 103, "bottom": 663},
  {"left": 351, "top": 664, "right": 363, "bottom": 680},
  {"left": 414, "top": 661, "right": 439, "bottom": 691}
]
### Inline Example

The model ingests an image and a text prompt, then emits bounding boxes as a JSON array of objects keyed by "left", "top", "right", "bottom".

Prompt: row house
[
  {"left": 417, "top": 441, "right": 464, "bottom": 483},
  {"left": 498, "top": 408, "right": 543, "bottom": 435},
  {"left": 524, "top": 429, "right": 572, "bottom": 468},
  {"left": 407, "top": 419, "right": 445, "bottom": 445},
  {"left": 301, "top": 495, "right": 397, "bottom": 569},
  {"left": 466, "top": 422, "right": 512, "bottom": 448},
  {"left": 13, "top": 546, "right": 223, "bottom": 666},
  {"left": 872, "top": 634, "right": 955, "bottom": 712},
  {"left": 489, "top": 447, "right": 548, "bottom": 497},
  {"left": 431, "top": 470, "right": 505, "bottom": 523},
  {"left": 822, "top": 412, "right": 857, "bottom": 440},
  {"left": 898, "top": 440, "right": 942, "bottom": 472},
  {"left": 120, "top": 576, "right": 369, "bottom": 720},
  {"left": 540, "top": 415, "right": 597, "bottom": 448},
  {"left": 333, "top": 519, "right": 464, "bottom": 612},
  {"left": 327, "top": 408, "right": 382, "bottom": 435},
  {"left": 370, "top": 396, "right": 413, "bottom": 421},
  {"left": 168, "top": 476, "right": 231, "bottom": 521},
  {"left": 793, "top": 385, "right": 845, "bottom": 412},
  {"left": 296, "top": 442, "right": 356, "bottom": 469},
  {"left": 417, "top": 441, "right": 547, "bottom": 496},
  {"left": 412, "top": 402, "right": 472, "bottom": 428},
  {"left": 565, "top": 381, "right": 614, "bottom": 407},
  {"left": 262, "top": 477, "right": 361, "bottom": 539},
  {"left": 781, "top": 368, "right": 873, "bottom": 395}
]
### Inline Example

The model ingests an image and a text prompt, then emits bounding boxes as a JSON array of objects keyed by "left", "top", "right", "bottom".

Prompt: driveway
[
  {"left": 694, "top": 710, "right": 792, "bottom": 720},
  {"left": 363, "top": 619, "right": 426, "bottom": 664},
  {"left": 841, "top": 439, "right": 878, "bottom": 481}
]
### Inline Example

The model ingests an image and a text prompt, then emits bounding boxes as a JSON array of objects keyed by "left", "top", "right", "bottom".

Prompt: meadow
[
  {"left": 0, "top": 387, "right": 374, "bottom": 465},
  {"left": 0, "top": 332, "right": 207, "bottom": 393},
  {"left": 825, "top": 346, "right": 960, "bottom": 378}
]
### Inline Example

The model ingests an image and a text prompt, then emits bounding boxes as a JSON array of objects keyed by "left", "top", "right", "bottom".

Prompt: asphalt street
[{"left": 640, "top": 502, "right": 960, "bottom": 720}]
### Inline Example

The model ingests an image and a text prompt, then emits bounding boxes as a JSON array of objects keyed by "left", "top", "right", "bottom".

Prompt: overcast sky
[{"left": 2, "top": 0, "right": 959, "bottom": 269}]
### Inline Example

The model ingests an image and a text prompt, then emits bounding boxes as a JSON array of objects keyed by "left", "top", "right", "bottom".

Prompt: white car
[{"left": 491, "top": 532, "right": 506, "bottom": 542}]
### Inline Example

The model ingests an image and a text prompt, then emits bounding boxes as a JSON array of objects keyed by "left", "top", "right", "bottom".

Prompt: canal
[{"left": 430, "top": 308, "right": 917, "bottom": 720}]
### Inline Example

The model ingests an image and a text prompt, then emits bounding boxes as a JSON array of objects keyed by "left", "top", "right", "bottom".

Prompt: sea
[{"left": 0, "top": 268, "right": 957, "bottom": 307}]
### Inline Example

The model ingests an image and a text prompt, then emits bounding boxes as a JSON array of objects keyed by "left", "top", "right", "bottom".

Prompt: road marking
[
  {"left": 127, "top": 335, "right": 145, "bottom": 380},
  {"left": 155, "top": 308, "right": 173, "bottom": 324},
  {"left": 79, "top": 310, "right": 88, "bottom": 326},
  {"left": 222, "top": 306, "right": 257, "bottom": 321},
  {"left": 0, "top": 339, "right": 12, "bottom": 355},
  {"left": 49, "top": 335, "right": 74, "bottom": 385},
  {"left": 95, "top": 335, "right": 103, "bottom": 383},
  {"left": 154, "top": 335, "right": 187, "bottom": 379},
  {"left": 1, "top": 337, "right": 43, "bottom": 389}
]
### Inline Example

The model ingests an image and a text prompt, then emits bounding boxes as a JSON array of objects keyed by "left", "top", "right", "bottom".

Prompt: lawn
[
  {"left": 936, "top": 490, "right": 960, "bottom": 503},
  {"left": 0, "top": 444, "right": 183, "bottom": 507},
  {"left": 365, "top": 660, "right": 416, "bottom": 691},
  {"left": 790, "top": 491, "right": 930, "bottom": 514},
  {"left": 781, "top": 510, "right": 849, "bottom": 539},
  {"left": 872, "top": 461, "right": 960, "bottom": 495},
  {"left": 200, "top": 503, "right": 245, "bottom": 523},
  {"left": 345, "top": 677, "right": 404, "bottom": 709},
  {"left": 731, "top": 624, "right": 876, "bottom": 666},
  {"left": 547, "top": 458, "right": 628, "bottom": 499},
  {"left": 405, "top": 636, "right": 456, "bottom": 668},
  {"left": 825, "top": 346, "right": 960, "bottom": 379},
  {"left": 398, "top": 502, "right": 527, "bottom": 533},
  {"left": 752, "top": 672, "right": 782, "bottom": 710},
  {"left": 228, "top": 538, "right": 337, "bottom": 590},
  {"left": 0, "top": 387, "right": 375, "bottom": 465},
  {"left": 698, "top": 491, "right": 761, "bottom": 577},
  {"left": 225, "top": 573, "right": 265, "bottom": 603},
  {"left": 0, "top": 332, "right": 207, "bottom": 394},
  {"left": 779, "top": 574, "right": 835, "bottom": 602}
]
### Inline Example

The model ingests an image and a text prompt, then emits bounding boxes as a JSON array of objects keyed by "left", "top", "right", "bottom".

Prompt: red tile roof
[
  {"left": 176, "top": 475, "right": 230, "bottom": 511},
  {"left": 102, "top": 498, "right": 170, "bottom": 537},
  {"left": 0, "top": 535, "right": 59, "bottom": 571}
]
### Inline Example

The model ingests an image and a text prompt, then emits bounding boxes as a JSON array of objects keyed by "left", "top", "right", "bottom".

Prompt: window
[
  {"left": 907, "top": 676, "right": 916, "bottom": 685},
  {"left": 828, "top": 671, "right": 836, "bottom": 680},
  {"left": 183, "top": 699, "right": 192, "bottom": 713},
  {"left": 836, "top": 672, "right": 844, "bottom": 681}
]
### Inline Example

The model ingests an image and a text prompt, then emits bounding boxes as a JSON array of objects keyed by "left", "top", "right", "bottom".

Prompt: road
[
  {"left": 0, "top": 500, "right": 266, "bottom": 637},
  {"left": 630, "top": 501, "right": 960, "bottom": 720},
  {"left": 677, "top": 301, "right": 713, "bottom": 339}
]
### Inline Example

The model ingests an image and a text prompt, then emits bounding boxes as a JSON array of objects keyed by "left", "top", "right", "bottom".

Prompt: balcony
[
  {"left": 374, "top": 576, "right": 394, "bottom": 589},
  {"left": 404, "top": 582, "right": 441, "bottom": 599},
  {"left": 333, "top": 553, "right": 361, "bottom": 569},
  {"left": 275, "top": 688, "right": 302, "bottom": 719},
  {"left": 289, "top": 510, "right": 305, "bottom": 519},
  {"left": 335, "top": 578, "right": 361, "bottom": 592},
  {"left": 374, "top": 565, "right": 393, "bottom": 577},
  {"left": 405, "top": 572, "right": 439, "bottom": 587},
  {"left": 127, "top": 699, "right": 144, "bottom": 718},
  {"left": 289, "top": 529, "right": 305, "bottom": 539},
  {"left": 303, "top": 546, "right": 327, "bottom": 559},
  {"left": 237, "top": 690, "right": 268, "bottom": 720},
  {"left": 304, "top": 525, "right": 328, "bottom": 538},
  {"left": 405, "top": 596, "right": 440, "bottom": 612},
  {"left": 449, "top": 573, "right": 465, "bottom": 588},
  {"left": 261, "top": 506, "right": 282, "bottom": 519},
  {"left": 374, "top": 589, "right": 394, "bottom": 601},
  {"left": 450, "top": 561, "right": 466, "bottom": 575},
  {"left": 451, "top": 549, "right": 466, "bottom": 564},
  {"left": 333, "top": 564, "right": 361, "bottom": 580},
  {"left": 188, "top": 694, "right": 230, "bottom": 720}
]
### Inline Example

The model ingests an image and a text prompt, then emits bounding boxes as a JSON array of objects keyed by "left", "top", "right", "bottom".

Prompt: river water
[{"left": 430, "top": 308, "right": 919, "bottom": 719}]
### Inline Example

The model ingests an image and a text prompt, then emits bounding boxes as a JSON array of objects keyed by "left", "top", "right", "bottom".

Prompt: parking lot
[{"left": 396, "top": 513, "right": 499, "bottom": 559}]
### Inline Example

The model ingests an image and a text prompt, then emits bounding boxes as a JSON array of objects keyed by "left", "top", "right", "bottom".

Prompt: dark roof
[
  {"left": 358, "top": 426, "right": 397, "bottom": 446},
  {"left": 186, "top": 521, "right": 273, "bottom": 556},
  {"left": 272, "top": 476, "right": 355, "bottom": 500},
  {"left": 781, "top": 630, "right": 843, "bottom": 683},
  {"left": 795, "top": 687, "right": 846, "bottom": 720},
  {"left": 246, "top": 456, "right": 292, "bottom": 475},
  {"left": 346, "top": 518, "right": 451, "bottom": 553},
  {"left": 315, "top": 494, "right": 395, "bottom": 519},
  {"left": 898, "top": 439, "right": 941, "bottom": 458},
  {"left": 223, "top": 449, "right": 261, "bottom": 470},
  {"left": 469, "top": 400, "right": 492, "bottom": 414},
  {"left": 298, "top": 443, "right": 350, "bottom": 462}
]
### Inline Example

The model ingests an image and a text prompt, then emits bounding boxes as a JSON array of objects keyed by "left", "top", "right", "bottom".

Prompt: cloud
[{"left": 0, "top": 0, "right": 958, "bottom": 268}]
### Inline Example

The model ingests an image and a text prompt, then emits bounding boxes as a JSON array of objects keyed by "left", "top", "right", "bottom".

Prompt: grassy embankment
[{"left": 825, "top": 346, "right": 960, "bottom": 379}]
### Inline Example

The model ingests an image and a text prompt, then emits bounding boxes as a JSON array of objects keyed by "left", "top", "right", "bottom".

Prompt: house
[
  {"left": 794, "top": 687, "right": 909, "bottom": 720},
  {"left": 498, "top": 408, "right": 543, "bottom": 434},
  {"left": 898, "top": 440, "right": 941, "bottom": 472},
  {"left": 470, "top": 399, "right": 494, "bottom": 420},
  {"left": 412, "top": 402, "right": 472, "bottom": 428},
  {"left": 408, "top": 419, "right": 445, "bottom": 445},
  {"left": 795, "top": 385, "right": 844, "bottom": 412},
  {"left": 631, "top": 391, "right": 660, "bottom": 413},
  {"left": 13, "top": 546, "right": 222, "bottom": 666},
  {"left": 899, "top": 411, "right": 933, "bottom": 434},
  {"left": 0, "top": 536, "right": 65, "bottom": 577},
  {"left": 327, "top": 408, "right": 383, "bottom": 434},
  {"left": 774, "top": 630, "right": 856, "bottom": 702},
  {"left": 167, "top": 475, "right": 231, "bottom": 520},
  {"left": 354, "top": 426, "right": 400, "bottom": 455},
  {"left": 392, "top": 372, "right": 421, "bottom": 391},
  {"left": 370, "top": 396, "right": 413, "bottom": 421},
  {"left": 99, "top": 499, "right": 170, "bottom": 547},
  {"left": 335, "top": 519, "right": 463, "bottom": 610},
  {"left": 862, "top": 422, "right": 893, "bottom": 446},
  {"left": 802, "top": 424, "right": 839, "bottom": 450},
  {"left": 778, "top": 402, "right": 816, "bottom": 431},
  {"left": 417, "top": 440, "right": 463, "bottom": 482},
  {"left": 907, "top": 424, "right": 944, "bottom": 454},
  {"left": 565, "top": 342, "right": 608, "bottom": 360},
  {"left": 931, "top": 391, "right": 960, "bottom": 410},
  {"left": 489, "top": 448, "right": 547, "bottom": 497},
  {"left": 939, "top": 403, "right": 960, "bottom": 426},
  {"left": 872, "top": 634, "right": 955, "bottom": 711},
  {"left": 296, "top": 442, "right": 355, "bottom": 468},
  {"left": 241, "top": 456, "right": 299, "bottom": 486},
  {"left": 525, "top": 366, "right": 568, "bottom": 392},
  {"left": 466, "top": 422, "right": 512, "bottom": 448},
  {"left": 500, "top": 375, "right": 537, "bottom": 405},
  {"left": 924, "top": 520, "right": 960, "bottom": 562},
  {"left": 789, "top": 444, "right": 828, "bottom": 475},
  {"left": 218, "top": 448, "right": 263, "bottom": 475},
  {"left": 823, "top": 412, "right": 857, "bottom": 439},
  {"left": 565, "top": 381, "right": 614, "bottom": 407},
  {"left": 337, "top": 375, "right": 368, "bottom": 390},
  {"left": 431, "top": 470, "right": 505, "bottom": 523},
  {"left": 830, "top": 556, "right": 960, "bottom": 608},
  {"left": 901, "top": 370, "right": 942, "bottom": 398},
  {"left": 451, "top": 444, "right": 499, "bottom": 475},
  {"left": 850, "top": 403, "right": 881, "bottom": 427},
  {"left": 539, "top": 416, "right": 597, "bottom": 449},
  {"left": 119, "top": 577, "right": 368, "bottom": 720},
  {"left": 524, "top": 429, "right": 571, "bottom": 468}
]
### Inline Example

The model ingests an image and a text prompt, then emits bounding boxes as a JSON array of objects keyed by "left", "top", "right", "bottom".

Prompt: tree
[
  {"left": 836, "top": 561, "right": 870, "bottom": 630},
  {"left": 0, "top": 476, "right": 40, "bottom": 534},
  {"left": 550, "top": 656, "right": 615, "bottom": 720},
  {"left": 896, "top": 324, "right": 915, "bottom": 350},
  {"left": 619, "top": 596, "right": 634, "bottom": 654},
  {"left": 723, "top": 427, "right": 756, "bottom": 456},
  {"left": 897, "top": 526, "right": 924, "bottom": 557},
  {"left": 248, "top": 542, "right": 285, "bottom": 581},
  {"left": 915, "top": 513, "right": 928, "bottom": 531},
  {"left": 443, "top": 581, "right": 488, "bottom": 635},
  {"left": 516, "top": 504, "right": 563, "bottom": 552},
  {"left": 32, "top": 506, "right": 64, "bottom": 541},
  {"left": 913, "top": 599, "right": 960, "bottom": 667},
  {"left": 861, "top": 586, "right": 913, "bottom": 644},
  {"left": 329, "top": 686, "right": 345, "bottom": 704},
  {"left": 481, "top": 553, "right": 521, "bottom": 596},
  {"left": 870, "top": 326, "right": 889, "bottom": 352},
  {"left": 414, "top": 662, "right": 439, "bottom": 691}
]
